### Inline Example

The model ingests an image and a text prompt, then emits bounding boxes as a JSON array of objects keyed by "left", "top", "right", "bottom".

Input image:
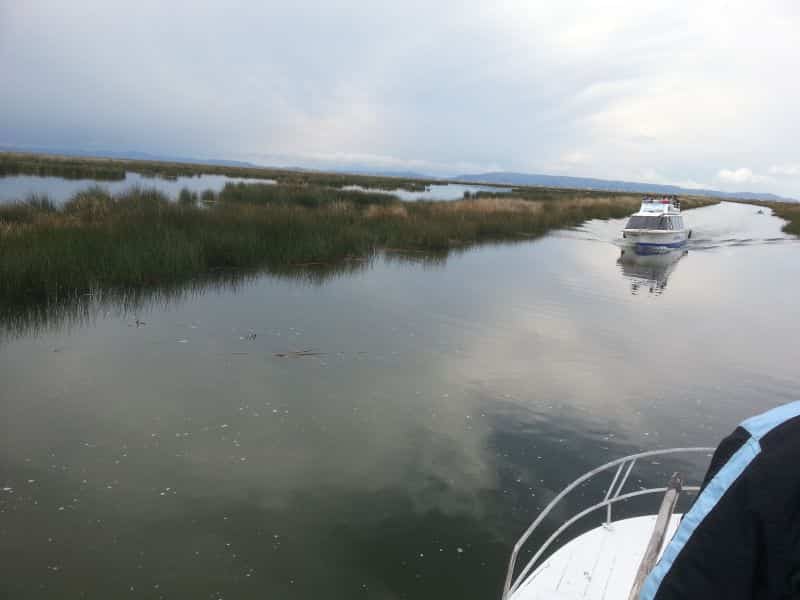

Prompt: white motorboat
[
  {"left": 622, "top": 197, "right": 691, "bottom": 251},
  {"left": 502, "top": 448, "right": 712, "bottom": 600}
]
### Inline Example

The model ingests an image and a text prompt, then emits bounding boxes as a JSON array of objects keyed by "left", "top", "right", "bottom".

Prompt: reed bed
[
  {"left": 0, "top": 183, "right": 716, "bottom": 306},
  {"left": 767, "top": 202, "right": 800, "bottom": 235},
  {"left": 0, "top": 154, "right": 126, "bottom": 180},
  {"left": 0, "top": 152, "right": 431, "bottom": 191}
]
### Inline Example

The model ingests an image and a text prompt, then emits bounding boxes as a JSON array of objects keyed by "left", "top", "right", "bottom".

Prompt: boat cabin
[{"left": 625, "top": 197, "right": 685, "bottom": 231}]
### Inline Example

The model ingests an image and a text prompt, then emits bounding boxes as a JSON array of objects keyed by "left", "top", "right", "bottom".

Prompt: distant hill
[
  {"left": 342, "top": 169, "right": 433, "bottom": 180},
  {"left": 452, "top": 171, "right": 794, "bottom": 202}
]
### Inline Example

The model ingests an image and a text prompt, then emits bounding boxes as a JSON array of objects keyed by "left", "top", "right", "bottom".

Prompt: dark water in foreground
[{"left": 1, "top": 202, "right": 798, "bottom": 599}]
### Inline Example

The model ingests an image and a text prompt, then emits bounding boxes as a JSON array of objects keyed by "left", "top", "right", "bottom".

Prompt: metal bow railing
[{"left": 502, "top": 447, "right": 714, "bottom": 599}]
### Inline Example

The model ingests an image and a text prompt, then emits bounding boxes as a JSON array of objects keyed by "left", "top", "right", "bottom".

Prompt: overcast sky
[{"left": 2, "top": 1, "right": 798, "bottom": 196}]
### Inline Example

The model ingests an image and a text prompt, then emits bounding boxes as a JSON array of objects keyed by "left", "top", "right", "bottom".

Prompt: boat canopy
[
  {"left": 625, "top": 214, "right": 684, "bottom": 231},
  {"left": 639, "top": 197, "right": 681, "bottom": 215}
]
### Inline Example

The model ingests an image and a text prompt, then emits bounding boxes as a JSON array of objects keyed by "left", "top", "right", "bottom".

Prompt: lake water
[
  {"left": 342, "top": 183, "right": 512, "bottom": 201},
  {"left": 0, "top": 173, "right": 277, "bottom": 204},
  {"left": 1, "top": 202, "right": 798, "bottom": 599}
]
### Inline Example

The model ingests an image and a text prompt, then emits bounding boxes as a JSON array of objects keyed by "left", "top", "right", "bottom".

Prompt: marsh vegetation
[
  {"left": 0, "top": 152, "right": 433, "bottom": 191},
  {"left": 0, "top": 182, "right": 719, "bottom": 308},
  {"left": 767, "top": 202, "right": 800, "bottom": 235}
]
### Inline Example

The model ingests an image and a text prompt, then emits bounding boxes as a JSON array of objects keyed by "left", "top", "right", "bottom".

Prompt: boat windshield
[{"left": 625, "top": 215, "right": 673, "bottom": 230}]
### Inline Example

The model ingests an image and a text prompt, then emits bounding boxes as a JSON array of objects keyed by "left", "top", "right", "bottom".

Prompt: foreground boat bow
[{"left": 503, "top": 448, "right": 712, "bottom": 600}]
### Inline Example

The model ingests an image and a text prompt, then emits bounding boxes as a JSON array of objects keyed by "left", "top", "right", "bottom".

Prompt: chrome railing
[{"left": 502, "top": 447, "right": 714, "bottom": 599}]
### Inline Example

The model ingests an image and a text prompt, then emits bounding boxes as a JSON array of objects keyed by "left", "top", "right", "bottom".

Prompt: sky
[{"left": 1, "top": 0, "right": 799, "bottom": 197}]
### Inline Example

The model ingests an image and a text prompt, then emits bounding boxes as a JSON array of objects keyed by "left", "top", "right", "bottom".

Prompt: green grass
[
  {"left": 0, "top": 154, "right": 126, "bottom": 180},
  {"left": 213, "top": 181, "right": 397, "bottom": 208},
  {"left": 0, "top": 184, "right": 719, "bottom": 309}
]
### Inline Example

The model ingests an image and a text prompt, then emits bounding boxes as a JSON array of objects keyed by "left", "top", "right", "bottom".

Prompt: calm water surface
[
  {"left": 1, "top": 202, "right": 798, "bottom": 599},
  {"left": 342, "top": 183, "right": 512, "bottom": 201},
  {"left": 0, "top": 173, "right": 277, "bottom": 204}
]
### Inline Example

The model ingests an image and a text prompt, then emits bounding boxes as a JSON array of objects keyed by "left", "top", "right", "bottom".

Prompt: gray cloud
[{"left": 2, "top": 0, "right": 799, "bottom": 196}]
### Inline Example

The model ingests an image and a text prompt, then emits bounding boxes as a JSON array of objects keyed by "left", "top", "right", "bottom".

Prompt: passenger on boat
[{"left": 641, "top": 401, "right": 800, "bottom": 599}]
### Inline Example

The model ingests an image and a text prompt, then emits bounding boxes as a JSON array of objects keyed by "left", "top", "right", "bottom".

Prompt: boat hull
[{"left": 622, "top": 229, "right": 689, "bottom": 252}]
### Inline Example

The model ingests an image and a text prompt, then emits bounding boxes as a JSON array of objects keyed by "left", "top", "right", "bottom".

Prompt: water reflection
[
  {"left": 0, "top": 261, "right": 372, "bottom": 340},
  {"left": 342, "top": 183, "right": 512, "bottom": 202},
  {"left": 617, "top": 247, "right": 687, "bottom": 295},
  {"left": 0, "top": 172, "right": 277, "bottom": 204},
  {"left": 0, "top": 245, "right": 488, "bottom": 339}
]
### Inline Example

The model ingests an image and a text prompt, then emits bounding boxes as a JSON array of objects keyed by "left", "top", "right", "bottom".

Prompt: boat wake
[{"left": 564, "top": 201, "right": 798, "bottom": 252}]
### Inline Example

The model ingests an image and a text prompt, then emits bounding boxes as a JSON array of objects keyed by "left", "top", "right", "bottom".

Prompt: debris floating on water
[{"left": 273, "top": 349, "right": 325, "bottom": 358}]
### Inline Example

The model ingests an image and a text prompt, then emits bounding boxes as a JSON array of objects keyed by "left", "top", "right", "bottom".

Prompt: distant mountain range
[
  {"left": 346, "top": 169, "right": 433, "bottom": 180},
  {"left": 450, "top": 172, "right": 794, "bottom": 202}
]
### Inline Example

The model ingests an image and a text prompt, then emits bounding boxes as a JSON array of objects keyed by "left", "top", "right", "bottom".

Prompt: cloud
[
  {"left": 715, "top": 168, "right": 771, "bottom": 185},
  {"left": 769, "top": 164, "right": 800, "bottom": 176},
  {"left": 562, "top": 151, "right": 590, "bottom": 165},
  {"left": 1, "top": 1, "right": 799, "bottom": 196},
  {"left": 674, "top": 180, "right": 711, "bottom": 190}
]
